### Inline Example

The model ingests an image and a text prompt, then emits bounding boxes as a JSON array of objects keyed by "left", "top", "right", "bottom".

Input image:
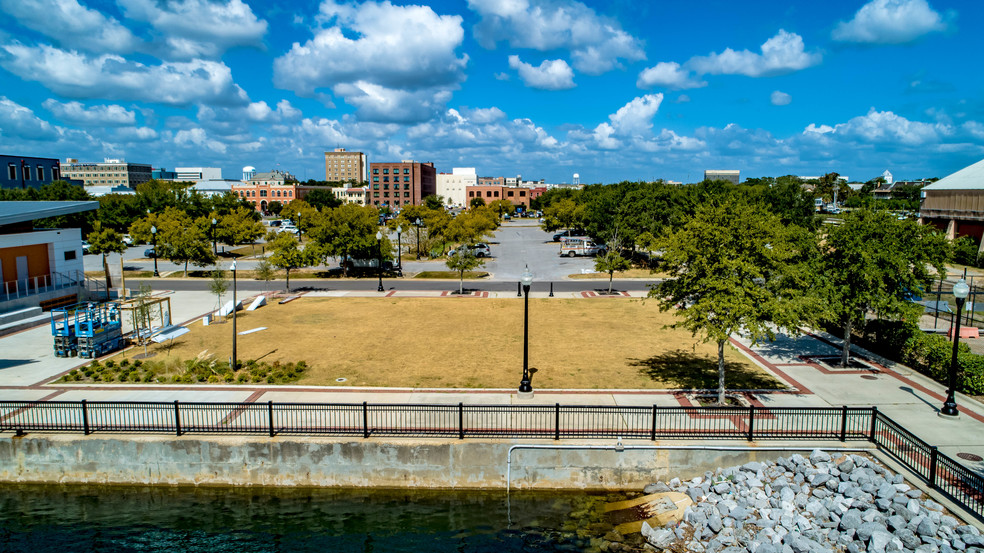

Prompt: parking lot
[{"left": 83, "top": 221, "right": 601, "bottom": 281}]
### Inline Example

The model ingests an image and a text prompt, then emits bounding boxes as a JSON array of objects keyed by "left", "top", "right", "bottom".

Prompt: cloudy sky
[{"left": 0, "top": 0, "right": 981, "bottom": 184}]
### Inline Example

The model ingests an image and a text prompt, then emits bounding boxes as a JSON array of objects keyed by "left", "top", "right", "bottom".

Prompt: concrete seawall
[{"left": 0, "top": 435, "right": 872, "bottom": 489}]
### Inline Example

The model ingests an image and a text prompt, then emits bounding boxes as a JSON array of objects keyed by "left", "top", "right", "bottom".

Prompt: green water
[{"left": 0, "top": 484, "right": 633, "bottom": 552}]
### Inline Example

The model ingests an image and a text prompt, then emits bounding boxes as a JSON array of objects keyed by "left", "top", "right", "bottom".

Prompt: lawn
[{"left": 116, "top": 297, "right": 780, "bottom": 390}]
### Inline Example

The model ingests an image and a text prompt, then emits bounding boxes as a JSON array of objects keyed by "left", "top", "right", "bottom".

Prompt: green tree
[
  {"left": 469, "top": 196, "right": 486, "bottom": 208},
  {"left": 594, "top": 248, "right": 630, "bottom": 295},
  {"left": 217, "top": 207, "right": 264, "bottom": 246},
  {"left": 87, "top": 222, "right": 127, "bottom": 290},
  {"left": 267, "top": 200, "right": 283, "bottom": 215},
  {"left": 309, "top": 204, "right": 381, "bottom": 275},
  {"left": 303, "top": 189, "right": 342, "bottom": 211},
  {"left": 488, "top": 199, "right": 515, "bottom": 218},
  {"left": 445, "top": 247, "right": 485, "bottom": 294},
  {"left": 423, "top": 194, "right": 445, "bottom": 210},
  {"left": 649, "top": 199, "right": 813, "bottom": 404},
  {"left": 445, "top": 208, "right": 497, "bottom": 247},
  {"left": 207, "top": 269, "right": 228, "bottom": 313},
  {"left": 268, "top": 231, "right": 315, "bottom": 292},
  {"left": 280, "top": 200, "right": 319, "bottom": 237},
  {"left": 253, "top": 259, "right": 277, "bottom": 290},
  {"left": 153, "top": 207, "right": 216, "bottom": 276},
  {"left": 819, "top": 208, "right": 949, "bottom": 367},
  {"left": 541, "top": 198, "right": 581, "bottom": 232}
]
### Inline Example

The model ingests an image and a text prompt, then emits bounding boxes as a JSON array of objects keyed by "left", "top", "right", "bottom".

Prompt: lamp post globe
[
  {"left": 942, "top": 278, "right": 971, "bottom": 417},
  {"left": 414, "top": 218, "right": 422, "bottom": 259},
  {"left": 519, "top": 266, "right": 534, "bottom": 395},
  {"left": 211, "top": 217, "right": 218, "bottom": 255},
  {"left": 376, "top": 230, "right": 384, "bottom": 292},
  {"left": 150, "top": 225, "right": 159, "bottom": 277}
]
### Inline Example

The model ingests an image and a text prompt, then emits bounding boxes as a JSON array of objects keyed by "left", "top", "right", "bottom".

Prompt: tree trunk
[
  {"left": 608, "top": 271, "right": 614, "bottom": 295},
  {"left": 184, "top": 260, "right": 188, "bottom": 277},
  {"left": 459, "top": 271, "right": 464, "bottom": 294},
  {"left": 841, "top": 319, "right": 852, "bottom": 367},
  {"left": 286, "top": 268, "right": 291, "bottom": 293},
  {"left": 717, "top": 339, "right": 726, "bottom": 405},
  {"left": 102, "top": 254, "right": 113, "bottom": 291}
]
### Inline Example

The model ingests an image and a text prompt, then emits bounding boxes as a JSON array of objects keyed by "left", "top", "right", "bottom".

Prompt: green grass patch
[
  {"left": 60, "top": 357, "right": 308, "bottom": 385},
  {"left": 413, "top": 271, "right": 490, "bottom": 279}
]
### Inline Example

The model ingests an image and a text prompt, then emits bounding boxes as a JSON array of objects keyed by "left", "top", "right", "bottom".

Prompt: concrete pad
[
  {"left": 753, "top": 393, "right": 833, "bottom": 408},
  {"left": 261, "top": 390, "right": 414, "bottom": 404},
  {"left": 613, "top": 394, "right": 682, "bottom": 407},
  {"left": 0, "top": 325, "right": 88, "bottom": 386},
  {"left": 408, "top": 392, "right": 511, "bottom": 404},
  {"left": 0, "top": 388, "right": 66, "bottom": 401},
  {"left": 735, "top": 334, "right": 839, "bottom": 365},
  {"left": 512, "top": 392, "right": 617, "bottom": 405},
  {"left": 54, "top": 388, "right": 256, "bottom": 403}
]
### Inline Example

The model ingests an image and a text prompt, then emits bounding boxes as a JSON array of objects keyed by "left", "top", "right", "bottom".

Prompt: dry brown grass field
[{"left": 127, "top": 297, "right": 780, "bottom": 390}]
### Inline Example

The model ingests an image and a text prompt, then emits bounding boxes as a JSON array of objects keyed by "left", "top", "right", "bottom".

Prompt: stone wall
[{"left": 0, "top": 435, "right": 870, "bottom": 489}]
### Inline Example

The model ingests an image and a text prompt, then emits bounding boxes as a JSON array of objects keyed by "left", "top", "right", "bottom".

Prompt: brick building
[{"left": 369, "top": 161, "right": 436, "bottom": 208}]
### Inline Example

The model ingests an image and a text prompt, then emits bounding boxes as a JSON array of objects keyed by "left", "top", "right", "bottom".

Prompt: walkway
[{"left": 2, "top": 287, "right": 983, "bottom": 476}]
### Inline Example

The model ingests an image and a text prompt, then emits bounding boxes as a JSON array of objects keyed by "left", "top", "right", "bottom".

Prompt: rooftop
[
  {"left": 922, "top": 158, "right": 984, "bottom": 191},
  {"left": 0, "top": 201, "right": 99, "bottom": 227}
]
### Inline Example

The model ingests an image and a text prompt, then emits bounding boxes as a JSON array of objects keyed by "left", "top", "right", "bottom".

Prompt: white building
[
  {"left": 881, "top": 170, "right": 894, "bottom": 185},
  {"left": 175, "top": 167, "right": 223, "bottom": 181},
  {"left": 436, "top": 167, "right": 476, "bottom": 208}
]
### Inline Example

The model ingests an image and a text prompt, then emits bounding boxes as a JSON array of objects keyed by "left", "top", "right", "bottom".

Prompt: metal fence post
[
  {"left": 651, "top": 405, "right": 657, "bottom": 441},
  {"left": 517, "top": 282, "right": 522, "bottom": 297},
  {"left": 869, "top": 406, "right": 878, "bottom": 443},
  {"left": 362, "top": 401, "right": 369, "bottom": 439},
  {"left": 928, "top": 446, "right": 938, "bottom": 489},
  {"left": 840, "top": 405, "right": 848, "bottom": 442},
  {"left": 81, "top": 399, "right": 90, "bottom": 436},
  {"left": 747, "top": 405, "right": 755, "bottom": 441},
  {"left": 458, "top": 403, "right": 464, "bottom": 440},
  {"left": 174, "top": 400, "right": 182, "bottom": 437},
  {"left": 268, "top": 401, "right": 275, "bottom": 438},
  {"left": 549, "top": 282, "right": 554, "bottom": 297},
  {"left": 554, "top": 403, "right": 560, "bottom": 440}
]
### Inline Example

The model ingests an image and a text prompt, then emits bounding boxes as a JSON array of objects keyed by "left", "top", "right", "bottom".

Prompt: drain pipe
[{"left": 506, "top": 440, "right": 873, "bottom": 493}]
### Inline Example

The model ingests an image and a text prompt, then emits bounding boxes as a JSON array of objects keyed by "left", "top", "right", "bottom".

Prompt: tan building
[
  {"left": 232, "top": 170, "right": 298, "bottom": 213},
  {"left": 324, "top": 148, "right": 367, "bottom": 183},
  {"left": 61, "top": 158, "right": 152, "bottom": 188},
  {"left": 920, "top": 158, "right": 984, "bottom": 246},
  {"left": 369, "top": 161, "right": 436, "bottom": 208}
]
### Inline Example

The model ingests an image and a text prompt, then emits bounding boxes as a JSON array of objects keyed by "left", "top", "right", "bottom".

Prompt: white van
[{"left": 559, "top": 237, "right": 606, "bottom": 257}]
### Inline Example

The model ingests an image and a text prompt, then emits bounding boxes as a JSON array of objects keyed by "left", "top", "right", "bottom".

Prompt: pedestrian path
[{"left": 1, "top": 288, "right": 983, "bottom": 477}]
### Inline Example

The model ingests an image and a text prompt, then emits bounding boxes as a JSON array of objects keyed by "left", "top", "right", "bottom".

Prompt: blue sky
[{"left": 0, "top": 0, "right": 981, "bottom": 184}]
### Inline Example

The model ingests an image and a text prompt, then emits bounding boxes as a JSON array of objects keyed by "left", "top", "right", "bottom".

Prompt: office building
[
  {"left": 324, "top": 148, "right": 367, "bottom": 183},
  {"left": 369, "top": 161, "right": 436, "bottom": 208},
  {"left": 1, "top": 155, "right": 64, "bottom": 190},
  {"left": 61, "top": 158, "right": 152, "bottom": 188}
]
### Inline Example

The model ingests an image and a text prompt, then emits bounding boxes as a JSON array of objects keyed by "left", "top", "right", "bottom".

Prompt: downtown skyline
[{"left": 0, "top": 0, "right": 982, "bottom": 184}]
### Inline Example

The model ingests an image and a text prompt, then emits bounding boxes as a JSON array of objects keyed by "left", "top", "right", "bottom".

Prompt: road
[{"left": 88, "top": 221, "right": 652, "bottom": 290}]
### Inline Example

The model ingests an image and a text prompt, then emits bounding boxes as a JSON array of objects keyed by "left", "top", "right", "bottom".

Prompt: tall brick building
[{"left": 369, "top": 161, "right": 436, "bottom": 208}]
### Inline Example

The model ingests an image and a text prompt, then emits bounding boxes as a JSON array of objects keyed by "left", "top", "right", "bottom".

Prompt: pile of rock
[{"left": 639, "top": 450, "right": 982, "bottom": 553}]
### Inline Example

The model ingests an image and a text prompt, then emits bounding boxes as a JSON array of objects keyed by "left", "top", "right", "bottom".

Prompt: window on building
[
  {"left": 507, "top": 191, "right": 514, "bottom": 197},
  {"left": 383, "top": 176, "right": 389, "bottom": 182},
  {"left": 382, "top": 168, "right": 389, "bottom": 174},
  {"left": 383, "top": 184, "right": 389, "bottom": 190},
  {"left": 404, "top": 168, "right": 409, "bottom": 174},
  {"left": 403, "top": 177, "right": 409, "bottom": 182},
  {"left": 486, "top": 191, "right": 492, "bottom": 197},
  {"left": 494, "top": 191, "right": 499, "bottom": 197},
  {"left": 520, "top": 191, "right": 526, "bottom": 197},
  {"left": 373, "top": 192, "right": 379, "bottom": 197},
  {"left": 373, "top": 184, "right": 379, "bottom": 190},
  {"left": 288, "top": 191, "right": 293, "bottom": 197},
  {"left": 373, "top": 176, "right": 379, "bottom": 182},
  {"left": 36, "top": 166, "right": 44, "bottom": 181},
  {"left": 383, "top": 192, "right": 389, "bottom": 198},
  {"left": 404, "top": 192, "right": 410, "bottom": 197},
  {"left": 372, "top": 168, "right": 378, "bottom": 174},
  {"left": 469, "top": 191, "right": 474, "bottom": 197},
  {"left": 7, "top": 164, "right": 16, "bottom": 180},
  {"left": 64, "top": 250, "right": 77, "bottom": 261}
]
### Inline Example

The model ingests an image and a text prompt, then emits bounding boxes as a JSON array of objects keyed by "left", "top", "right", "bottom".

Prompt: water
[{"left": 0, "top": 484, "right": 630, "bottom": 552}]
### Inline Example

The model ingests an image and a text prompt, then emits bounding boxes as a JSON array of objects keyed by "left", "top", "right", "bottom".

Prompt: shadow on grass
[{"left": 629, "top": 349, "right": 784, "bottom": 390}]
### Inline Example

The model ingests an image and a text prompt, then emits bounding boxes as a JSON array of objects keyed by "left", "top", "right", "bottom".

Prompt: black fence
[
  {"left": 921, "top": 278, "right": 984, "bottom": 330},
  {"left": 0, "top": 401, "right": 981, "bottom": 522}
]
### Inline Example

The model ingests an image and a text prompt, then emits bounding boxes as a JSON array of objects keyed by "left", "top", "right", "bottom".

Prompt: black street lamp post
[
  {"left": 941, "top": 278, "right": 970, "bottom": 417},
  {"left": 211, "top": 217, "right": 218, "bottom": 255},
  {"left": 396, "top": 224, "right": 402, "bottom": 274},
  {"left": 231, "top": 259, "right": 238, "bottom": 370},
  {"left": 518, "top": 266, "right": 534, "bottom": 397},
  {"left": 151, "top": 225, "right": 159, "bottom": 277},
  {"left": 414, "top": 218, "right": 422, "bottom": 259},
  {"left": 376, "top": 230, "right": 385, "bottom": 292}
]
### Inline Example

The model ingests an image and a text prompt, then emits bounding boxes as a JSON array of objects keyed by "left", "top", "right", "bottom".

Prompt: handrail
[{"left": 0, "top": 401, "right": 980, "bottom": 522}]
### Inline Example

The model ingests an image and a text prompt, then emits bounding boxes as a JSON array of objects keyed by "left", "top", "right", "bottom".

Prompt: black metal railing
[{"left": 0, "top": 401, "right": 981, "bottom": 521}]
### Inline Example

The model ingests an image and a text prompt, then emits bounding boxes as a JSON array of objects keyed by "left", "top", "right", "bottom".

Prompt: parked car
[
  {"left": 340, "top": 257, "right": 393, "bottom": 272},
  {"left": 448, "top": 243, "right": 491, "bottom": 258},
  {"left": 552, "top": 229, "right": 586, "bottom": 242},
  {"left": 122, "top": 234, "right": 134, "bottom": 246},
  {"left": 268, "top": 219, "right": 283, "bottom": 227},
  {"left": 279, "top": 224, "right": 299, "bottom": 235},
  {"left": 559, "top": 236, "right": 606, "bottom": 257},
  {"left": 144, "top": 247, "right": 157, "bottom": 258},
  {"left": 81, "top": 240, "right": 91, "bottom": 254}
]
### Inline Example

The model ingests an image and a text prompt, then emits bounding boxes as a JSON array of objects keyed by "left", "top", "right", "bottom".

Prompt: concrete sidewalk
[{"left": 2, "top": 288, "right": 983, "bottom": 477}]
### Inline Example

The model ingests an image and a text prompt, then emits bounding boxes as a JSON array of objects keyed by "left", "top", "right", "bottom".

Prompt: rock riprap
[{"left": 636, "top": 450, "right": 982, "bottom": 553}]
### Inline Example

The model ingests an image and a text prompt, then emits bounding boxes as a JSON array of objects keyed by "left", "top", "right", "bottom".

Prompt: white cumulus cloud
[
  {"left": 832, "top": 0, "right": 951, "bottom": 44},
  {"left": 175, "top": 127, "right": 228, "bottom": 153},
  {"left": 468, "top": 0, "right": 645, "bottom": 75},
  {"left": 689, "top": 30, "right": 821, "bottom": 77},
  {"left": 0, "top": 0, "right": 139, "bottom": 54},
  {"left": 771, "top": 91, "right": 792, "bottom": 106},
  {"left": 119, "top": 0, "right": 267, "bottom": 59},
  {"left": 636, "top": 62, "right": 706, "bottom": 90},
  {"left": 608, "top": 94, "right": 663, "bottom": 136},
  {"left": 0, "top": 44, "right": 249, "bottom": 106},
  {"left": 507, "top": 55, "right": 575, "bottom": 90},
  {"left": 0, "top": 96, "right": 59, "bottom": 140},
  {"left": 42, "top": 100, "right": 136, "bottom": 126},
  {"left": 273, "top": 0, "right": 467, "bottom": 123}
]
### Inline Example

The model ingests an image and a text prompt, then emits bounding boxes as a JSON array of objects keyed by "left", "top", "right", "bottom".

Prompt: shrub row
[
  {"left": 60, "top": 358, "right": 308, "bottom": 385},
  {"left": 854, "top": 319, "right": 984, "bottom": 395}
]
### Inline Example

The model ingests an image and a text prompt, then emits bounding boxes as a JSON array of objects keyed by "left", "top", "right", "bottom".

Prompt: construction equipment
[{"left": 50, "top": 302, "right": 123, "bottom": 359}]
